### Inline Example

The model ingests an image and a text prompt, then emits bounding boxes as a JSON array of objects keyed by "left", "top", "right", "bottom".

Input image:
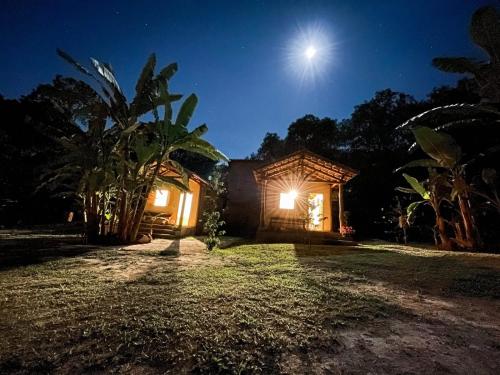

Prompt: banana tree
[
  {"left": 57, "top": 50, "right": 227, "bottom": 243},
  {"left": 397, "top": 126, "right": 481, "bottom": 249},
  {"left": 432, "top": 6, "right": 500, "bottom": 104},
  {"left": 474, "top": 168, "right": 500, "bottom": 214},
  {"left": 397, "top": 171, "right": 453, "bottom": 250}
]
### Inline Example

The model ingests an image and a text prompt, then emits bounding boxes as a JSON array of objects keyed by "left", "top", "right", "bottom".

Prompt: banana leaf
[
  {"left": 432, "top": 57, "right": 481, "bottom": 74},
  {"left": 156, "top": 175, "right": 190, "bottom": 192},
  {"left": 407, "top": 200, "right": 427, "bottom": 223},
  {"left": 402, "top": 173, "right": 430, "bottom": 200},
  {"left": 395, "top": 158, "right": 442, "bottom": 172},
  {"left": 412, "top": 127, "right": 461, "bottom": 168},
  {"left": 175, "top": 94, "right": 197, "bottom": 128}
]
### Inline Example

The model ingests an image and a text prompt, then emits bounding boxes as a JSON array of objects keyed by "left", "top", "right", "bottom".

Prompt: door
[{"left": 307, "top": 193, "right": 324, "bottom": 231}]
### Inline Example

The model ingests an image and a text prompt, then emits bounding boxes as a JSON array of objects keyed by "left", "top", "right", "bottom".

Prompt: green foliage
[
  {"left": 432, "top": 6, "right": 500, "bottom": 103},
  {"left": 203, "top": 169, "right": 226, "bottom": 251},
  {"left": 406, "top": 200, "right": 427, "bottom": 223},
  {"left": 411, "top": 127, "right": 461, "bottom": 168},
  {"left": 396, "top": 158, "right": 442, "bottom": 172},
  {"left": 402, "top": 174, "right": 430, "bottom": 200},
  {"left": 56, "top": 50, "right": 227, "bottom": 243}
]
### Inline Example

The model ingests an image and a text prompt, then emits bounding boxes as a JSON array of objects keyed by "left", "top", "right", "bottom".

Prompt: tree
[
  {"left": 285, "top": 115, "right": 340, "bottom": 158},
  {"left": 397, "top": 123, "right": 500, "bottom": 250},
  {"left": 251, "top": 132, "right": 284, "bottom": 161},
  {"left": 55, "top": 50, "right": 227, "bottom": 243},
  {"left": 394, "top": 6, "right": 500, "bottom": 249},
  {"left": 0, "top": 80, "right": 93, "bottom": 225},
  {"left": 202, "top": 168, "right": 226, "bottom": 250},
  {"left": 397, "top": 171, "right": 453, "bottom": 250},
  {"left": 345, "top": 89, "right": 421, "bottom": 154},
  {"left": 251, "top": 115, "right": 341, "bottom": 161}
]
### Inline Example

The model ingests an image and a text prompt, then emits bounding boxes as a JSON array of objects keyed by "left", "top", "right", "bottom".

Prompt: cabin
[
  {"left": 224, "top": 150, "right": 358, "bottom": 241},
  {"left": 138, "top": 164, "right": 207, "bottom": 239}
]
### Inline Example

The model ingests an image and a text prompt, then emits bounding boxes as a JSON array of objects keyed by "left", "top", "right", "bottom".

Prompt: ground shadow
[
  {"left": 159, "top": 239, "right": 181, "bottom": 257},
  {"left": 0, "top": 234, "right": 103, "bottom": 270},
  {"left": 292, "top": 243, "right": 500, "bottom": 299}
]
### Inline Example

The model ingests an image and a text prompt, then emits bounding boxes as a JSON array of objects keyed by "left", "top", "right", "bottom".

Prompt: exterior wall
[
  {"left": 224, "top": 160, "right": 264, "bottom": 235},
  {"left": 145, "top": 176, "right": 202, "bottom": 234},
  {"left": 263, "top": 179, "right": 332, "bottom": 232}
]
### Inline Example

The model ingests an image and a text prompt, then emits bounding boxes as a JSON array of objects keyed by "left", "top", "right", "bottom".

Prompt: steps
[{"left": 138, "top": 222, "right": 179, "bottom": 240}]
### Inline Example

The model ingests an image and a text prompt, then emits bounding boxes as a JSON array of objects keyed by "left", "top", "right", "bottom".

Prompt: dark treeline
[{"left": 0, "top": 76, "right": 216, "bottom": 227}]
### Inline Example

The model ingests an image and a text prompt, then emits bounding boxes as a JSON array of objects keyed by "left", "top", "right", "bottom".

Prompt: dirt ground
[{"left": 0, "top": 230, "right": 499, "bottom": 374}]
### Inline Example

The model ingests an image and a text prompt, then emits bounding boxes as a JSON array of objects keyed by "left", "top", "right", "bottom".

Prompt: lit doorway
[
  {"left": 176, "top": 192, "right": 193, "bottom": 226},
  {"left": 307, "top": 193, "right": 324, "bottom": 231}
]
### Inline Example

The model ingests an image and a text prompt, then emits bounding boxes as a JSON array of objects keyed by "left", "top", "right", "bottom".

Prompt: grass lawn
[{"left": 1, "top": 232, "right": 500, "bottom": 374}]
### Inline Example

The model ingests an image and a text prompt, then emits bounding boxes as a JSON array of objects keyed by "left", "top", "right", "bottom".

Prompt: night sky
[{"left": 0, "top": 0, "right": 492, "bottom": 158}]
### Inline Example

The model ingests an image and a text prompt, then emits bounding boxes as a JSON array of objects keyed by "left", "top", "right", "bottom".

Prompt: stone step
[
  {"left": 154, "top": 233, "right": 177, "bottom": 239},
  {"left": 139, "top": 226, "right": 177, "bottom": 233},
  {"left": 138, "top": 222, "right": 180, "bottom": 239},
  {"left": 140, "top": 222, "right": 176, "bottom": 229}
]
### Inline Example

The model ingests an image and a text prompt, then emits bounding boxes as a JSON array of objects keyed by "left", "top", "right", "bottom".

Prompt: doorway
[{"left": 307, "top": 193, "right": 324, "bottom": 231}]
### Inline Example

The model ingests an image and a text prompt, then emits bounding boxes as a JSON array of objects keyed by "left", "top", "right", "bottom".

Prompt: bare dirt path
[{"left": 1, "top": 233, "right": 499, "bottom": 374}]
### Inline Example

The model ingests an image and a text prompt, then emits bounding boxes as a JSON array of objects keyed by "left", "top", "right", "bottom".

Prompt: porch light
[{"left": 279, "top": 190, "right": 297, "bottom": 209}]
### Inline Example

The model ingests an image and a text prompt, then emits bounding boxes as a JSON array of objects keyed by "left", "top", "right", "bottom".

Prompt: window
[
  {"left": 154, "top": 189, "right": 169, "bottom": 206},
  {"left": 279, "top": 191, "right": 297, "bottom": 209}
]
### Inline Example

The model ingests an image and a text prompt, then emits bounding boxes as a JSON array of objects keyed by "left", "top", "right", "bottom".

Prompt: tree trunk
[
  {"left": 129, "top": 162, "right": 164, "bottom": 242},
  {"left": 436, "top": 214, "right": 452, "bottom": 251},
  {"left": 457, "top": 194, "right": 479, "bottom": 250},
  {"left": 85, "top": 191, "right": 99, "bottom": 243},
  {"left": 432, "top": 195, "right": 452, "bottom": 251},
  {"left": 109, "top": 195, "right": 120, "bottom": 235},
  {"left": 117, "top": 190, "right": 129, "bottom": 243}
]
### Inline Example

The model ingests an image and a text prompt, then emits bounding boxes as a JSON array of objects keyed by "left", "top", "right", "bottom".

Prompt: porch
[
  {"left": 137, "top": 165, "right": 207, "bottom": 239},
  {"left": 253, "top": 150, "right": 358, "bottom": 238}
]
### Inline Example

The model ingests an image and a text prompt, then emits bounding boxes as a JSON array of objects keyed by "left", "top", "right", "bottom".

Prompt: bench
[{"left": 269, "top": 217, "right": 306, "bottom": 231}]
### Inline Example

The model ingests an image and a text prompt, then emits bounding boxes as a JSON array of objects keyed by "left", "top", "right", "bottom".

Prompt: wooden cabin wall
[
  {"left": 145, "top": 185, "right": 182, "bottom": 224},
  {"left": 145, "top": 177, "right": 201, "bottom": 230},
  {"left": 224, "top": 160, "right": 263, "bottom": 235}
]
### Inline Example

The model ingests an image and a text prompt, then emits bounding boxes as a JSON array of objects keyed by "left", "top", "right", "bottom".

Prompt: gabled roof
[
  {"left": 158, "top": 162, "right": 209, "bottom": 186},
  {"left": 253, "top": 149, "right": 358, "bottom": 184}
]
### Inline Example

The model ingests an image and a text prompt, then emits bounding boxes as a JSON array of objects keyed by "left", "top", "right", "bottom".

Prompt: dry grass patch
[{"left": 1, "top": 236, "right": 499, "bottom": 373}]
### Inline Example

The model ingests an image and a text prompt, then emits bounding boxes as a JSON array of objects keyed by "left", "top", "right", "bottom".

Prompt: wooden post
[
  {"left": 259, "top": 180, "right": 267, "bottom": 229},
  {"left": 338, "top": 183, "right": 345, "bottom": 230}
]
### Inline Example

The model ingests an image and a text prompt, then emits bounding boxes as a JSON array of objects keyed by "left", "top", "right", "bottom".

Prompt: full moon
[
  {"left": 305, "top": 46, "right": 317, "bottom": 59},
  {"left": 285, "top": 23, "right": 334, "bottom": 84}
]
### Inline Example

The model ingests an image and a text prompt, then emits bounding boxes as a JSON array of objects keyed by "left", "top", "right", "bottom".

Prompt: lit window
[
  {"left": 279, "top": 191, "right": 297, "bottom": 209},
  {"left": 154, "top": 189, "right": 169, "bottom": 206}
]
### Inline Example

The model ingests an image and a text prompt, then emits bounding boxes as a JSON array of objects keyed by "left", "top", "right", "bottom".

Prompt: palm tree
[{"left": 56, "top": 50, "right": 227, "bottom": 243}]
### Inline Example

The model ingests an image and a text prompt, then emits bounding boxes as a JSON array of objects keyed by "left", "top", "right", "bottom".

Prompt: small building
[
  {"left": 224, "top": 150, "right": 358, "bottom": 240},
  {"left": 138, "top": 164, "right": 208, "bottom": 239}
]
